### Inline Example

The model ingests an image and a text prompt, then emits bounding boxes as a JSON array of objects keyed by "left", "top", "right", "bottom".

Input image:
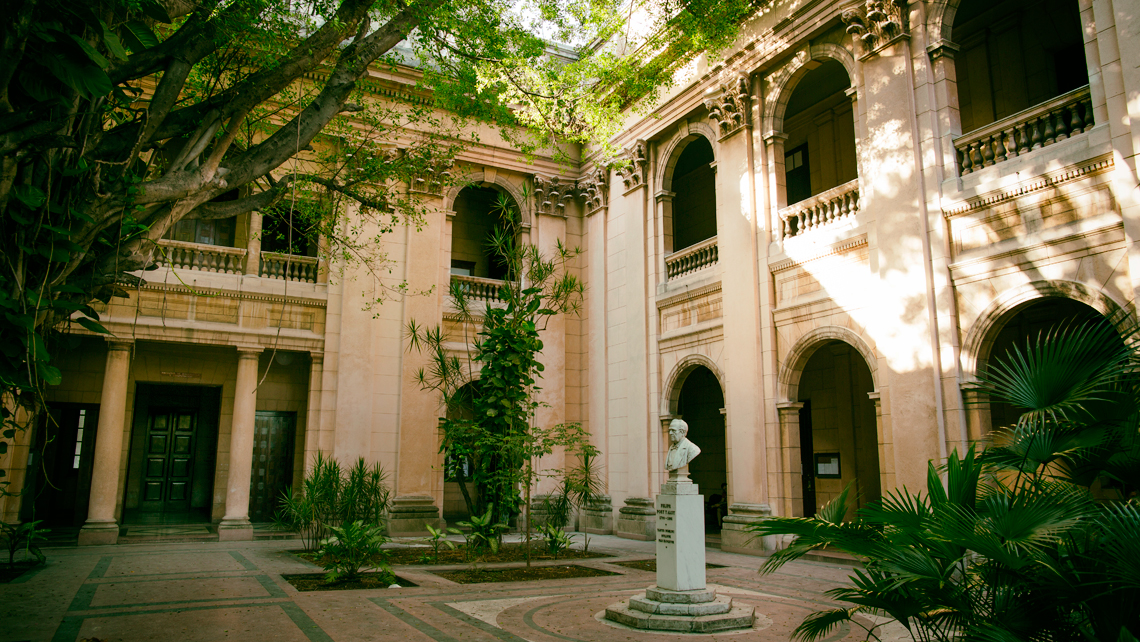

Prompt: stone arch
[
  {"left": 961, "top": 280, "right": 1129, "bottom": 381},
  {"left": 762, "top": 44, "right": 857, "bottom": 136},
  {"left": 656, "top": 122, "right": 719, "bottom": 193},
  {"left": 778, "top": 325, "right": 879, "bottom": 402},
  {"left": 662, "top": 353, "right": 725, "bottom": 417},
  {"left": 926, "top": 0, "right": 962, "bottom": 45},
  {"left": 443, "top": 170, "right": 532, "bottom": 228}
]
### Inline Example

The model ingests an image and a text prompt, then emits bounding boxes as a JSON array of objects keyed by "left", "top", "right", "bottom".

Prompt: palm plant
[{"left": 751, "top": 317, "right": 1140, "bottom": 642}]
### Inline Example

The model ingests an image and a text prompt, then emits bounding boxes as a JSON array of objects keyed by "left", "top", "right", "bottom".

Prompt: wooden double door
[{"left": 125, "top": 384, "right": 220, "bottom": 523}]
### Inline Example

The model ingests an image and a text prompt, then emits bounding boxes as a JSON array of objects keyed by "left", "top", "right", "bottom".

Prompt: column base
[
  {"left": 720, "top": 503, "right": 774, "bottom": 555},
  {"left": 583, "top": 495, "right": 613, "bottom": 534},
  {"left": 78, "top": 521, "right": 119, "bottom": 546},
  {"left": 388, "top": 495, "right": 441, "bottom": 537},
  {"left": 218, "top": 518, "right": 254, "bottom": 541},
  {"left": 615, "top": 497, "right": 656, "bottom": 540}
]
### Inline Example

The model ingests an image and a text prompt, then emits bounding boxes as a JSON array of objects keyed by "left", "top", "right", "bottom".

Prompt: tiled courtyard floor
[{"left": 1, "top": 535, "right": 890, "bottom": 642}]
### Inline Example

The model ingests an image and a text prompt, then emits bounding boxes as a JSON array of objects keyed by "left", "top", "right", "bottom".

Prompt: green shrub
[
  {"left": 537, "top": 522, "right": 572, "bottom": 559},
  {"left": 751, "top": 319, "right": 1140, "bottom": 642},
  {"left": 318, "top": 521, "right": 390, "bottom": 583},
  {"left": 1, "top": 520, "right": 49, "bottom": 567},
  {"left": 425, "top": 523, "right": 460, "bottom": 561},
  {"left": 457, "top": 507, "right": 508, "bottom": 560},
  {"left": 275, "top": 453, "right": 391, "bottom": 551}
]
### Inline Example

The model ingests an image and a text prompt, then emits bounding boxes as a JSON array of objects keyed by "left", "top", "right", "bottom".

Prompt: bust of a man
[{"left": 665, "top": 418, "right": 701, "bottom": 471}]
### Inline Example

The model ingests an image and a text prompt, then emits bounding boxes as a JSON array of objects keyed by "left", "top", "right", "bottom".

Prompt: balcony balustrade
[
  {"left": 156, "top": 239, "right": 247, "bottom": 274},
  {"left": 450, "top": 274, "right": 507, "bottom": 303},
  {"left": 778, "top": 180, "right": 860, "bottom": 242},
  {"left": 260, "top": 252, "right": 319, "bottom": 283},
  {"left": 955, "top": 86, "right": 1093, "bottom": 176},
  {"left": 666, "top": 236, "right": 719, "bottom": 279}
]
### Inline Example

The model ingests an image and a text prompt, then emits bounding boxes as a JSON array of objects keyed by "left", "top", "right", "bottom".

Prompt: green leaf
[
  {"left": 14, "top": 185, "right": 46, "bottom": 208},
  {"left": 123, "top": 21, "right": 160, "bottom": 51},
  {"left": 69, "top": 34, "right": 110, "bottom": 69},
  {"left": 100, "top": 20, "right": 129, "bottom": 60},
  {"left": 0, "top": 442, "right": 7, "bottom": 454},
  {"left": 139, "top": 0, "right": 173, "bottom": 23},
  {"left": 37, "top": 363, "right": 63, "bottom": 386},
  {"left": 75, "top": 317, "right": 111, "bottom": 335}
]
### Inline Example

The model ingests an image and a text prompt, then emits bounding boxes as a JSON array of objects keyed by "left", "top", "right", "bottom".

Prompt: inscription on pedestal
[{"left": 657, "top": 502, "right": 675, "bottom": 543}]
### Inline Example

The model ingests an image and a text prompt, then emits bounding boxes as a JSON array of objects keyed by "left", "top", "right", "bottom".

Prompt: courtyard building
[{"left": 3, "top": 0, "right": 1139, "bottom": 555}]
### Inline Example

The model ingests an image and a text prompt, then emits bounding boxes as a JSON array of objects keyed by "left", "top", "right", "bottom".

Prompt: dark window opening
[{"left": 262, "top": 207, "right": 318, "bottom": 257}]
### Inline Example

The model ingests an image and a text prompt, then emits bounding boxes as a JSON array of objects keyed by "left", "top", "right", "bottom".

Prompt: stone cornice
[
  {"left": 770, "top": 234, "right": 868, "bottom": 272},
  {"left": 942, "top": 154, "right": 1114, "bottom": 218},
  {"left": 137, "top": 283, "right": 328, "bottom": 308},
  {"left": 655, "top": 281, "right": 723, "bottom": 309}
]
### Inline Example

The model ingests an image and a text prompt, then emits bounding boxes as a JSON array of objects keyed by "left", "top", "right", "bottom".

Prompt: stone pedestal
[
  {"left": 388, "top": 495, "right": 441, "bottom": 536},
  {"left": 582, "top": 495, "right": 613, "bottom": 534},
  {"left": 605, "top": 468, "right": 755, "bottom": 632},
  {"left": 721, "top": 502, "right": 774, "bottom": 555},
  {"left": 615, "top": 497, "right": 655, "bottom": 540}
]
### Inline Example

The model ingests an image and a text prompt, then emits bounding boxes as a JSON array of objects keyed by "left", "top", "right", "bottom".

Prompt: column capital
[
  {"left": 867, "top": 391, "right": 882, "bottom": 406},
  {"left": 309, "top": 352, "right": 324, "bottom": 366},
  {"left": 236, "top": 345, "right": 263, "bottom": 358},
  {"left": 762, "top": 130, "right": 788, "bottom": 144},
  {"left": 654, "top": 190, "right": 676, "bottom": 204},
  {"left": 776, "top": 401, "right": 804, "bottom": 415},
  {"left": 105, "top": 338, "right": 134, "bottom": 352}
]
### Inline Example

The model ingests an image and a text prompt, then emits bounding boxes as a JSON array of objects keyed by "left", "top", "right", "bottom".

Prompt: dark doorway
[
  {"left": 676, "top": 366, "right": 727, "bottom": 533},
  {"left": 124, "top": 384, "right": 220, "bottom": 524},
  {"left": 785, "top": 144, "right": 811, "bottom": 206},
  {"left": 985, "top": 298, "right": 1106, "bottom": 432},
  {"left": 799, "top": 401, "right": 816, "bottom": 517},
  {"left": 249, "top": 411, "right": 297, "bottom": 522},
  {"left": 21, "top": 404, "right": 100, "bottom": 527},
  {"left": 670, "top": 137, "right": 718, "bottom": 252}
]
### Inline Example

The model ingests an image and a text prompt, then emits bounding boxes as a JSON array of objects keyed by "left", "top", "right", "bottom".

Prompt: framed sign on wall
[{"left": 815, "top": 452, "right": 841, "bottom": 479}]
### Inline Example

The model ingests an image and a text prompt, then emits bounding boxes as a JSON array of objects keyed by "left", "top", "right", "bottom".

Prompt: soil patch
[
  {"left": 610, "top": 559, "right": 726, "bottom": 572},
  {"left": 0, "top": 561, "right": 43, "bottom": 584},
  {"left": 434, "top": 564, "right": 618, "bottom": 584},
  {"left": 291, "top": 541, "right": 609, "bottom": 566},
  {"left": 281, "top": 572, "right": 418, "bottom": 591}
]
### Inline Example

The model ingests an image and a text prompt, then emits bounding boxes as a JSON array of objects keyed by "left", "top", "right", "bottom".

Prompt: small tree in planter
[
  {"left": 407, "top": 189, "right": 600, "bottom": 564},
  {"left": 274, "top": 453, "right": 391, "bottom": 552}
]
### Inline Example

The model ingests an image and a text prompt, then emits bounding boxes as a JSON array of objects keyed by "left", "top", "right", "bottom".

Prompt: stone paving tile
[{"left": 0, "top": 535, "right": 883, "bottom": 642}]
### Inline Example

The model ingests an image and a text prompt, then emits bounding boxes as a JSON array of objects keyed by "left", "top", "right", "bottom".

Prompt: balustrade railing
[
  {"left": 156, "top": 239, "right": 247, "bottom": 274},
  {"left": 955, "top": 86, "right": 1093, "bottom": 176},
  {"left": 260, "top": 252, "right": 319, "bottom": 283},
  {"left": 666, "top": 236, "right": 718, "bottom": 279},
  {"left": 778, "top": 180, "right": 860, "bottom": 242},
  {"left": 450, "top": 274, "right": 507, "bottom": 303}
]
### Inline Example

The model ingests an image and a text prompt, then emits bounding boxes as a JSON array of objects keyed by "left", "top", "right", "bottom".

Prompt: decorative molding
[
  {"left": 943, "top": 154, "right": 1114, "bottom": 218},
  {"left": 842, "top": 1, "right": 908, "bottom": 56},
  {"left": 926, "top": 39, "right": 959, "bottom": 61},
  {"left": 616, "top": 140, "right": 648, "bottom": 191},
  {"left": 770, "top": 235, "right": 868, "bottom": 273},
  {"left": 655, "top": 281, "right": 723, "bottom": 310},
  {"left": 704, "top": 72, "right": 752, "bottom": 140},
  {"left": 532, "top": 174, "right": 574, "bottom": 217},
  {"left": 133, "top": 283, "right": 328, "bottom": 308},
  {"left": 410, "top": 161, "right": 453, "bottom": 195},
  {"left": 578, "top": 166, "right": 609, "bottom": 213}
]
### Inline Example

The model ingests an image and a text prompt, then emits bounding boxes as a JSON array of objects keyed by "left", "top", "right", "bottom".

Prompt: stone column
[
  {"left": 78, "top": 339, "right": 134, "bottom": 546},
  {"left": 869, "top": 391, "right": 894, "bottom": 495},
  {"left": 219, "top": 346, "right": 261, "bottom": 541},
  {"left": 775, "top": 401, "right": 804, "bottom": 518},
  {"left": 302, "top": 353, "right": 323, "bottom": 476},
  {"left": 245, "top": 210, "right": 263, "bottom": 276}
]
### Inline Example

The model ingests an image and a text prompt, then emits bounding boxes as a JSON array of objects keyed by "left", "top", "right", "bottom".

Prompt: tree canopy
[{"left": 0, "top": 0, "right": 751, "bottom": 488}]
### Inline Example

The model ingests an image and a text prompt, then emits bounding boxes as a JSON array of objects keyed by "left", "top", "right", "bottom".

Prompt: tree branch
[{"left": 0, "top": 0, "right": 38, "bottom": 113}]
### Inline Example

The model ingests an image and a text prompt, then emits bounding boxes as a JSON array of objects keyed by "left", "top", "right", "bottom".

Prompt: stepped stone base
[{"left": 605, "top": 585, "right": 755, "bottom": 632}]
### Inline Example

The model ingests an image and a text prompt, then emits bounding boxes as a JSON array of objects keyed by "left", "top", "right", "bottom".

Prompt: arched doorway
[
  {"left": 980, "top": 297, "right": 1107, "bottom": 433},
  {"left": 796, "top": 341, "right": 879, "bottom": 519},
  {"left": 442, "top": 382, "right": 480, "bottom": 523},
  {"left": 674, "top": 366, "right": 727, "bottom": 533},
  {"left": 781, "top": 59, "right": 857, "bottom": 208},
  {"left": 449, "top": 186, "right": 516, "bottom": 280},
  {"left": 668, "top": 137, "right": 717, "bottom": 253}
]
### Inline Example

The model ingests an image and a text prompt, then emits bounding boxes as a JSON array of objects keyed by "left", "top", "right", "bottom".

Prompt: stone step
[
  {"left": 605, "top": 600, "right": 756, "bottom": 633},
  {"left": 629, "top": 593, "right": 734, "bottom": 616}
]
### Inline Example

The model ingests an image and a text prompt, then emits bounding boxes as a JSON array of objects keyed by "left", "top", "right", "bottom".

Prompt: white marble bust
[{"left": 665, "top": 418, "right": 701, "bottom": 471}]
